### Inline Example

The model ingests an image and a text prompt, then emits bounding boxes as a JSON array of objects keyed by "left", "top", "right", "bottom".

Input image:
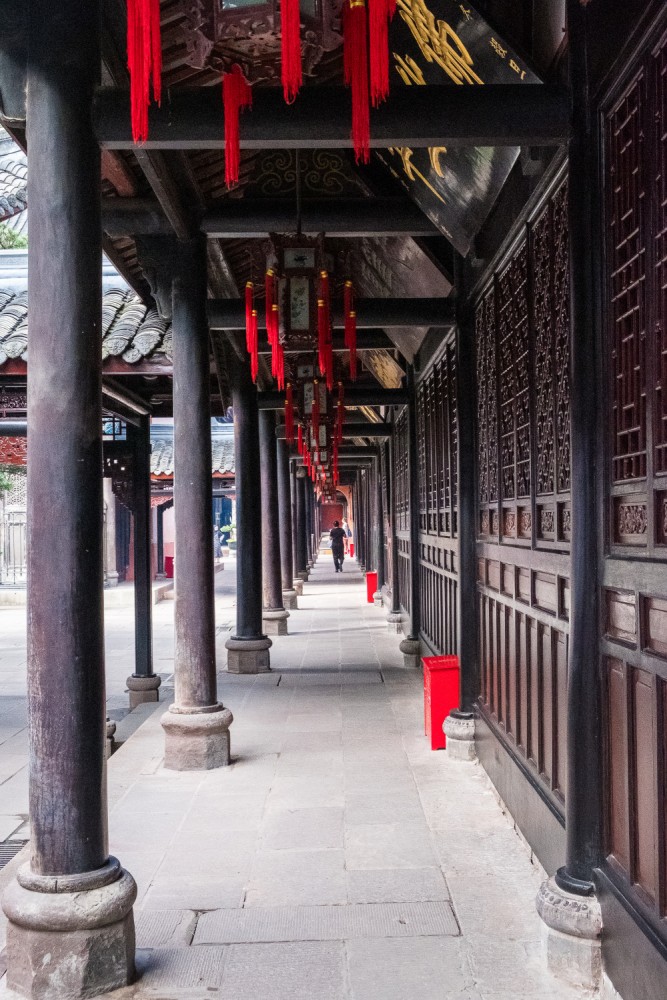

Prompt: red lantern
[
  {"left": 222, "top": 65, "right": 252, "bottom": 187},
  {"left": 343, "top": 0, "right": 370, "bottom": 164}
]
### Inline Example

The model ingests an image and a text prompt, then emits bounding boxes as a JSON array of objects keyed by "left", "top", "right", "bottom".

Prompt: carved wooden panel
[
  {"left": 475, "top": 176, "right": 571, "bottom": 551},
  {"left": 475, "top": 170, "right": 571, "bottom": 813}
]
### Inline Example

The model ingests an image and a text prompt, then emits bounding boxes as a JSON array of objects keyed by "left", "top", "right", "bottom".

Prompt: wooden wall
[
  {"left": 416, "top": 336, "right": 459, "bottom": 654},
  {"left": 475, "top": 171, "right": 571, "bottom": 819},
  {"left": 600, "top": 23, "right": 667, "bottom": 953}
]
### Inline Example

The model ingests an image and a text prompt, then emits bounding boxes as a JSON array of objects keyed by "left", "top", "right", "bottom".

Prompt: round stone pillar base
[
  {"left": 282, "top": 588, "right": 299, "bottom": 610},
  {"left": 161, "top": 705, "right": 233, "bottom": 770},
  {"left": 126, "top": 673, "right": 161, "bottom": 710},
  {"left": 536, "top": 876, "right": 602, "bottom": 990},
  {"left": 399, "top": 638, "right": 421, "bottom": 669},
  {"left": 1, "top": 860, "right": 136, "bottom": 1000},
  {"left": 297, "top": 570, "right": 309, "bottom": 582},
  {"left": 105, "top": 718, "right": 116, "bottom": 759},
  {"left": 373, "top": 590, "right": 383, "bottom": 608},
  {"left": 225, "top": 635, "right": 272, "bottom": 674},
  {"left": 444, "top": 713, "right": 477, "bottom": 761},
  {"left": 263, "top": 608, "right": 289, "bottom": 636},
  {"left": 293, "top": 579, "right": 304, "bottom": 596},
  {"left": 386, "top": 612, "right": 403, "bottom": 634}
]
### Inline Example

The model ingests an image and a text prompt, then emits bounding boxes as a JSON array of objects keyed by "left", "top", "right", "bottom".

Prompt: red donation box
[
  {"left": 164, "top": 556, "right": 174, "bottom": 579},
  {"left": 349, "top": 542, "right": 355, "bottom": 558},
  {"left": 366, "top": 571, "right": 377, "bottom": 604},
  {"left": 423, "top": 655, "right": 459, "bottom": 750}
]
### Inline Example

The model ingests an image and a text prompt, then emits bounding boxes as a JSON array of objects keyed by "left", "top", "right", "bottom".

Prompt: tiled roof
[
  {"left": 0, "top": 286, "right": 172, "bottom": 366},
  {"left": 0, "top": 127, "right": 27, "bottom": 237},
  {"left": 151, "top": 433, "right": 234, "bottom": 478}
]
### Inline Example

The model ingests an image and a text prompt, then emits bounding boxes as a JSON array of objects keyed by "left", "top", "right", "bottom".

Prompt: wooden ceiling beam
[
  {"left": 101, "top": 196, "right": 439, "bottom": 238},
  {"left": 94, "top": 85, "right": 570, "bottom": 150},
  {"left": 209, "top": 298, "right": 455, "bottom": 331},
  {"left": 256, "top": 330, "right": 394, "bottom": 354},
  {"left": 260, "top": 387, "right": 407, "bottom": 409}
]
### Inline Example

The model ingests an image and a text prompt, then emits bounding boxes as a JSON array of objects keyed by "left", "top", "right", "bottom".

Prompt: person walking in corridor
[{"left": 330, "top": 520, "right": 346, "bottom": 573}]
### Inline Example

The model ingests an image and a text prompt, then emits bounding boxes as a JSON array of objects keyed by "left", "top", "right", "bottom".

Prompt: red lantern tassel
[
  {"left": 245, "top": 280, "right": 254, "bottom": 353},
  {"left": 343, "top": 0, "right": 370, "bottom": 164},
  {"left": 281, "top": 0, "right": 302, "bottom": 103},
  {"left": 285, "top": 383, "right": 295, "bottom": 444},
  {"left": 369, "top": 0, "right": 394, "bottom": 108},
  {"left": 312, "top": 380, "right": 320, "bottom": 461},
  {"left": 297, "top": 423, "right": 304, "bottom": 455},
  {"left": 127, "top": 0, "right": 162, "bottom": 144},
  {"left": 223, "top": 65, "right": 252, "bottom": 188},
  {"left": 250, "top": 310, "right": 259, "bottom": 382},
  {"left": 344, "top": 279, "right": 357, "bottom": 379},
  {"left": 275, "top": 340, "right": 285, "bottom": 392}
]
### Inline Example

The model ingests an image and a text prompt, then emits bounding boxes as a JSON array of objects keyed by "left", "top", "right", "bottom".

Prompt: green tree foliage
[{"left": 0, "top": 222, "right": 27, "bottom": 249}]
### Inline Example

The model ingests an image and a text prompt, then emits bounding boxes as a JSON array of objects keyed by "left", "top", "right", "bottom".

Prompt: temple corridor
[{"left": 2, "top": 552, "right": 587, "bottom": 999}]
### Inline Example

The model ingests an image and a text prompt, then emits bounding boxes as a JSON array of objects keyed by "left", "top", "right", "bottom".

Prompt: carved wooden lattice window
[
  {"left": 497, "top": 241, "right": 530, "bottom": 503},
  {"left": 606, "top": 33, "right": 667, "bottom": 551},
  {"left": 476, "top": 289, "right": 498, "bottom": 525}
]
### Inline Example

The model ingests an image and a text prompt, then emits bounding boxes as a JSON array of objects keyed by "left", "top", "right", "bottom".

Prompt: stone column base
[
  {"left": 105, "top": 719, "right": 116, "bottom": 759},
  {"left": 293, "top": 579, "right": 304, "bottom": 596},
  {"left": 225, "top": 635, "right": 272, "bottom": 674},
  {"left": 399, "top": 637, "right": 421, "bottom": 669},
  {"left": 373, "top": 590, "right": 383, "bottom": 608},
  {"left": 444, "top": 713, "right": 477, "bottom": 761},
  {"left": 1, "top": 859, "right": 137, "bottom": 1000},
  {"left": 161, "top": 704, "right": 233, "bottom": 770},
  {"left": 386, "top": 612, "right": 403, "bottom": 634},
  {"left": 282, "top": 588, "right": 299, "bottom": 610},
  {"left": 536, "top": 876, "right": 602, "bottom": 990},
  {"left": 297, "top": 570, "right": 309, "bottom": 581},
  {"left": 126, "top": 673, "right": 161, "bottom": 710},
  {"left": 263, "top": 608, "right": 289, "bottom": 636}
]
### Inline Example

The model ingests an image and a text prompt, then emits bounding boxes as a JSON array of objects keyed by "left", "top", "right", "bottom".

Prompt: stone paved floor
[{"left": 0, "top": 553, "right": 593, "bottom": 998}]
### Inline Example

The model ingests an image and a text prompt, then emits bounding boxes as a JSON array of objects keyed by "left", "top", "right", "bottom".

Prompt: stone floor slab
[
  {"left": 194, "top": 901, "right": 458, "bottom": 944},
  {"left": 346, "top": 867, "right": 450, "bottom": 904},
  {"left": 217, "top": 942, "right": 345, "bottom": 1000},
  {"left": 345, "top": 937, "right": 475, "bottom": 1000}
]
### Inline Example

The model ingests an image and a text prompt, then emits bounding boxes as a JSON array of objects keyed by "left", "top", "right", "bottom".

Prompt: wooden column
[
  {"left": 558, "top": 0, "right": 602, "bottom": 895},
  {"left": 127, "top": 415, "right": 160, "bottom": 708},
  {"left": 277, "top": 440, "right": 298, "bottom": 608},
  {"left": 386, "top": 434, "right": 403, "bottom": 631},
  {"left": 161, "top": 235, "right": 232, "bottom": 767},
  {"left": 226, "top": 355, "right": 272, "bottom": 672},
  {"left": 156, "top": 504, "right": 165, "bottom": 576},
  {"left": 536, "top": 3, "right": 603, "bottom": 986},
  {"left": 259, "top": 411, "right": 289, "bottom": 635},
  {"left": 0, "top": 1, "right": 136, "bottom": 994},
  {"left": 443, "top": 267, "right": 479, "bottom": 758},
  {"left": 295, "top": 469, "right": 309, "bottom": 580},
  {"left": 400, "top": 365, "right": 421, "bottom": 666},
  {"left": 373, "top": 453, "right": 386, "bottom": 604},
  {"left": 305, "top": 481, "right": 314, "bottom": 567}
]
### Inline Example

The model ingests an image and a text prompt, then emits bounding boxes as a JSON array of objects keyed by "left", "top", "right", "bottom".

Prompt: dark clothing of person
[{"left": 330, "top": 526, "right": 346, "bottom": 572}]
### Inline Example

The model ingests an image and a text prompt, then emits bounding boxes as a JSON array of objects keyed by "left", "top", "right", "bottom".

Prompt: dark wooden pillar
[
  {"left": 156, "top": 504, "right": 165, "bottom": 576},
  {"left": 161, "top": 235, "right": 232, "bottom": 768},
  {"left": 373, "top": 453, "right": 386, "bottom": 603},
  {"left": 536, "top": 3, "right": 603, "bottom": 981},
  {"left": 443, "top": 269, "right": 479, "bottom": 756},
  {"left": 226, "top": 355, "right": 272, "bottom": 672},
  {"left": 277, "top": 439, "right": 298, "bottom": 608},
  {"left": 400, "top": 364, "right": 421, "bottom": 666},
  {"left": 127, "top": 415, "right": 160, "bottom": 708},
  {"left": 558, "top": 0, "right": 602, "bottom": 895},
  {"left": 295, "top": 469, "right": 309, "bottom": 580},
  {"left": 386, "top": 433, "right": 403, "bottom": 630},
  {"left": 305, "top": 481, "right": 314, "bottom": 566},
  {"left": 259, "top": 410, "right": 289, "bottom": 635},
  {"left": 1, "top": 1, "right": 136, "bottom": 994}
]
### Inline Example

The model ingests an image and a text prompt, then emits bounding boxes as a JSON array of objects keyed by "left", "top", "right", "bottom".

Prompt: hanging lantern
[
  {"left": 223, "top": 65, "right": 252, "bottom": 188},
  {"left": 127, "top": 0, "right": 162, "bottom": 144},
  {"left": 344, "top": 279, "right": 357, "bottom": 380},
  {"left": 311, "top": 378, "right": 320, "bottom": 462},
  {"left": 285, "top": 383, "right": 295, "bottom": 444},
  {"left": 343, "top": 0, "right": 370, "bottom": 164}
]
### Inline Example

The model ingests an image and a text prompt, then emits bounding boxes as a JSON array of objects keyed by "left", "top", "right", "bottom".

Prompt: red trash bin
[
  {"left": 423, "top": 655, "right": 459, "bottom": 750},
  {"left": 366, "top": 571, "right": 377, "bottom": 604},
  {"left": 164, "top": 555, "right": 174, "bottom": 579},
  {"left": 349, "top": 542, "right": 355, "bottom": 558}
]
